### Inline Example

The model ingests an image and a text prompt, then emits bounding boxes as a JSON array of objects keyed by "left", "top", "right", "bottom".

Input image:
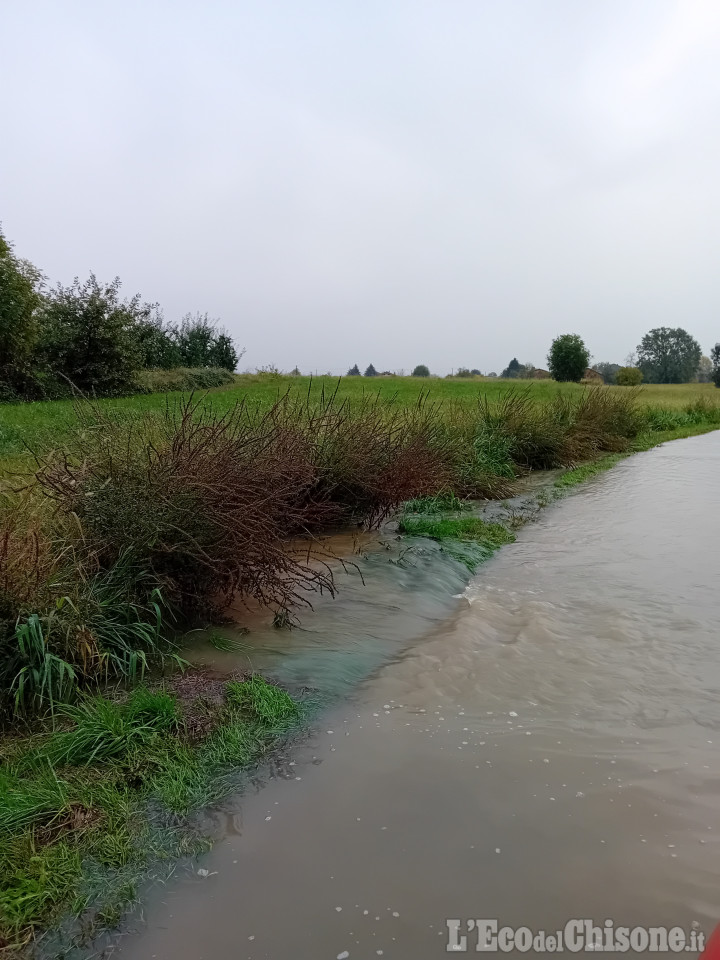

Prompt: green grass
[
  {"left": 554, "top": 454, "right": 628, "bottom": 489},
  {"left": 2, "top": 375, "right": 718, "bottom": 464},
  {"left": 398, "top": 515, "right": 515, "bottom": 546},
  {"left": 226, "top": 675, "right": 299, "bottom": 726},
  {"left": 0, "top": 677, "right": 306, "bottom": 948},
  {"left": 403, "top": 491, "right": 471, "bottom": 513},
  {"left": 25, "top": 690, "right": 179, "bottom": 768}
]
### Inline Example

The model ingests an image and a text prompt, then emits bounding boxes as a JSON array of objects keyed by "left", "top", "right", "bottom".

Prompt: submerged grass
[
  {"left": 554, "top": 454, "right": 627, "bottom": 489},
  {"left": 398, "top": 515, "right": 516, "bottom": 547}
]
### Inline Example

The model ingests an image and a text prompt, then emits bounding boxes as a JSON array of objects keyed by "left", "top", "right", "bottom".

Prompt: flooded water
[{"left": 117, "top": 433, "right": 720, "bottom": 959}]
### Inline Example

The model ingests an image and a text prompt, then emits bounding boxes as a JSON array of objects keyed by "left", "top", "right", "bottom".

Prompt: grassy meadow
[{"left": 0, "top": 374, "right": 717, "bottom": 468}]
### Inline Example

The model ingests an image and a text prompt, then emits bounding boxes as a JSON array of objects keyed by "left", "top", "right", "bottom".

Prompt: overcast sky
[{"left": 3, "top": 0, "right": 720, "bottom": 374}]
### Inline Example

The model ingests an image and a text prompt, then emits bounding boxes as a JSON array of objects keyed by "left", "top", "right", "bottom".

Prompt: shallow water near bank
[{"left": 112, "top": 433, "right": 720, "bottom": 959}]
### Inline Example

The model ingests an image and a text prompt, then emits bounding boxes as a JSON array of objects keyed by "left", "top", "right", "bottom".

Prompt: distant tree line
[
  {"left": 593, "top": 328, "right": 718, "bottom": 386},
  {"left": 0, "top": 228, "right": 242, "bottom": 400},
  {"left": 345, "top": 326, "right": 719, "bottom": 387}
]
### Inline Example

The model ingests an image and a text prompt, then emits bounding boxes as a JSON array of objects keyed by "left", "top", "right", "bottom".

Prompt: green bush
[
  {"left": 615, "top": 366, "right": 643, "bottom": 386},
  {"left": 38, "top": 276, "right": 147, "bottom": 396}
]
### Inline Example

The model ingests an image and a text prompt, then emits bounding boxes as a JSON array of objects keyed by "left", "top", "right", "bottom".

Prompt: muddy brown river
[{"left": 116, "top": 432, "right": 720, "bottom": 959}]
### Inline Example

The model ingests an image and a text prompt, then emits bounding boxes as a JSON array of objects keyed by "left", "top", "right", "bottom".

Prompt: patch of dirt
[
  {"left": 36, "top": 802, "right": 102, "bottom": 847},
  {"left": 168, "top": 667, "right": 246, "bottom": 743}
]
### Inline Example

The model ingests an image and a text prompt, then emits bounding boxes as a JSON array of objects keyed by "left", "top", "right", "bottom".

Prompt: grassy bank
[{"left": 0, "top": 674, "right": 307, "bottom": 951}]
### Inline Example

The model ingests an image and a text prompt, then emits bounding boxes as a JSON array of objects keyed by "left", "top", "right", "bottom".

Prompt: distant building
[
  {"left": 581, "top": 367, "right": 604, "bottom": 384},
  {"left": 532, "top": 368, "right": 551, "bottom": 379}
]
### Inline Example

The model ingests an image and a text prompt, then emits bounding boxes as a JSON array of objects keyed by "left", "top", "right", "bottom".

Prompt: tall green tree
[
  {"left": 364, "top": 364, "right": 377, "bottom": 377},
  {"left": 346, "top": 364, "right": 361, "bottom": 376},
  {"left": 411, "top": 364, "right": 430, "bottom": 377},
  {"left": 636, "top": 327, "right": 701, "bottom": 384},
  {"left": 501, "top": 358, "right": 522, "bottom": 378},
  {"left": 547, "top": 334, "right": 589, "bottom": 382},
  {"left": 0, "top": 229, "right": 44, "bottom": 394}
]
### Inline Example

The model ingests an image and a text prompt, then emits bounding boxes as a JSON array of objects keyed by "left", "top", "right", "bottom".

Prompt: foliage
[
  {"left": 412, "top": 364, "right": 430, "bottom": 377},
  {"left": 455, "top": 368, "right": 473, "bottom": 378},
  {"left": 0, "top": 229, "right": 243, "bottom": 401},
  {"left": 364, "top": 364, "right": 378, "bottom": 377},
  {"left": 0, "top": 229, "right": 44, "bottom": 397},
  {"left": 38, "top": 275, "right": 149, "bottom": 395},
  {"left": 711, "top": 344, "right": 720, "bottom": 388},
  {"left": 592, "top": 362, "right": 621, "bottom": 384},
  {"left": 636, "top": 327, "right": 701, "bottom": 384},
  {"left": 501, "top": 358, "right": 522, "bottom": 378},
  {"left": 133, "top": 310, "right": 180, "bottom": 369},
  {"left": 547, "top": 334, "right": 589, "bottom": 382},
  {"left": 346, "top": 364, "right": 361, "bottom": 376},
  {"left": 500, "top": 359, "right": 534, "bottom": 379},
  {"left": 615, "top": 366, "right": 643, "bottom": 386},
  {"left": 174, "top": 313, "right": 240, "bottom": 371},
  {"left": 697, "top": 356, "right": 713, "bottom": 383}
]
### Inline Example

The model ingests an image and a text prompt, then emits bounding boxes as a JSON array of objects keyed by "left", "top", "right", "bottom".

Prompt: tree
[
  {"left": 470, "top": 368, "right": 481, "bottom": 376},
  {"left": 501, "top": 358, "right": 522, "bottom": 378},
  {"left": 0, "top": 228, "right": 44, "bottom": 394},
  {"left": 347, "top": 364, "right": 361, "bottom": 375},
  {"left": 455, "top": 367, "right": 473, "bottom": 378},
  {"left": 174, "top": 313, "right": 241, "bottom": 370},
  {"left": 636, "top": 327, "right": 701, "bottom": 384},
  {"left": 615, "top": 366, "right": 643, "bottom": 386},
  {"left": 209, "top": 333, "right": 239, "bottom": 371},
  {"left": 364, "top": 364, "right": 377, "bottom": 377},
  {"left": 39, "top": 275, "right": 146, "bottom": 394},
  {"left": 134, "top": 310, "right": 181, "bottom": 369},
  {"left": 697, "top": 356, "right": 713, "bottom": 383},
  {"left": 711, "top": 344, "right": 720, "bottom": 388},
  {"left": 412, "top": 364, "right": 430, "bottom": 377},
  {"left": 592, "top": 362, "right": 621, "bottom": 384},
  {"left": 547, "top": 334, "right": 589, "bottom": 382}
]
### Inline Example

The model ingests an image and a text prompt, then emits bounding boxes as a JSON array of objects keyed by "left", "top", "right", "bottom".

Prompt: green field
[{"left": 1, "top": 375, "right": 717, "bottom": 465}]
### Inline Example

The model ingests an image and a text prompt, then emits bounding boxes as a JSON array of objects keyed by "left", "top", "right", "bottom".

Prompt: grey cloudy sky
[{"left": 3, "top": 0, "right": 720, "bottom": 374}]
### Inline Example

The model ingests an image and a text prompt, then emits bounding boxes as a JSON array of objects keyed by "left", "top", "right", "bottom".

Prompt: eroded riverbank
[{"left": 100, "top": 431, "right": 720, "bottom": 960}]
